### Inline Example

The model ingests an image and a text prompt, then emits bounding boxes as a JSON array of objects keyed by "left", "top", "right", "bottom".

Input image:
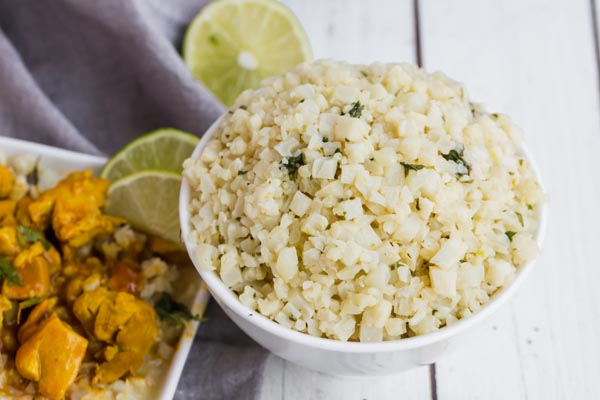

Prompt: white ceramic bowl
[
  {"left": 179, "top": 117, "right": 547, "bottom": 376},
  {"left": 0, "top": 136, "right": 210, "bottom": 399}
]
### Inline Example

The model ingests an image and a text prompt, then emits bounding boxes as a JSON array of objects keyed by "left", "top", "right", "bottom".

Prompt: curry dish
[{"left": 0, "top": 160, "right": 195, "bottom": 399}]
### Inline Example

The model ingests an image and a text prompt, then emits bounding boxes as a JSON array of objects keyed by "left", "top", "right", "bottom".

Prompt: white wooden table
[{"left": 259, "top": 1, "right": 600, "bottom": 399}]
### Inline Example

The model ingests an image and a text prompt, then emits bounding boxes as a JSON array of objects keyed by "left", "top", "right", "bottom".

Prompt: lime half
[
  {"left": 100, "top": 129, "right": 199, "bottom": 182},
  {"left": 106, "top": 171, "right": 183, "bottom": 245},
  {"left": 183, "top": 0, "right": 312, "bottom": 106}
]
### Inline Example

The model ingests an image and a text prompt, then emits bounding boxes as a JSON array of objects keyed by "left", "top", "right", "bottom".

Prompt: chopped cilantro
[
  {"left": 17, "top": 296, "right": 43, "bottom": 324},
  {"left": 470, "top": 103, "right": 477, "bottom": 116},
  {"left": 19, "top": 296, "right": 42, "bottom": 309},
  {"left": 322, "top": 137, "right": 329, "bottom": 143},
  {"left": 17, "top": 225, "right": 50, "bottom": 250},
  {"left": 505, "top": 231, "right": 517, "bottom": 242},
  {"left": 154, "top": 293, "right": 202, "bottom": 325},
  {"left": 16, "top": 235, "right": 26, "bottom": 249},
  {"left": 238, "top": 170, "right": 248, "bottom": 175},
  {"left": 0, "top": 257, "right": 22, "bottom": 286},
  {"left": 516, "top": 211, "right": 524, "bottom": 227},
  {"left": 527, "top": 204, "right": 533, "bottom": 210},
  {"left": 441, "top": 147, "right": 471, "bottom": 177},
  {"left": 280, "top": 152, "right": 305, "bottom": 177},
  {"left": 390, "top": 262, "right": 405, "bottom": 270},
  {"left": 400, "top": 162, "right": 424, "bottom": 177},
  {"left": 347, "top": 101, "right": 364, "bottom": 118}
]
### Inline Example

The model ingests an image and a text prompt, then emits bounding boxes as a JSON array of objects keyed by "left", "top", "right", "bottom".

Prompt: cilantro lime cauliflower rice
[{"left": 183, "top": 61, "right": 544, "bottom": 342}]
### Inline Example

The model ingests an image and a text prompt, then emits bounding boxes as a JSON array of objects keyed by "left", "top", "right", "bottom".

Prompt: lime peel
[
  {"left": 183, "top": 0, "right": 312, "bottom": 106},
  {"left": 100, "top": 128, "right": 199, "bottom": 182},
  {"left": 106, "top": 171, "right": 184, "bottom": 246}
]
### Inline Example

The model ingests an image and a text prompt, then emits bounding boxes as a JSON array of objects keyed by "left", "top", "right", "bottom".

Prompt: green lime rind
[
  {"left": 182, "top": 0, "right": 312, "bottom": 106},
  {"left": 106, "top": 170, "right": 183, "bottom": 245},
  {"left": 100, "top": 128, "right": 199, "bottom": 182}
]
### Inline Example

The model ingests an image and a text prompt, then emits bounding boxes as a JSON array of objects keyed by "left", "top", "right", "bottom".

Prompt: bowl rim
[{"left": 180, "top": 115, "right": 548, "bottom": 353}]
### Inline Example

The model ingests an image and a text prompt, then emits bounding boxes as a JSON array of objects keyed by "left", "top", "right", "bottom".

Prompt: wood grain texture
[
  {"left": 283, "top": 0, "right": 416, "bottom": 63},
  {"left": 259, "top": 0, "right": 600, "bottom": 398},
  {"left": 263, "top": 355, "right": 432, "bottom": 400},
  {"left": 259, "top": 1, "right": 432, "bottom": 399},
  {"left": 420, "top": 0, "right": 600, "bottom": 399}
]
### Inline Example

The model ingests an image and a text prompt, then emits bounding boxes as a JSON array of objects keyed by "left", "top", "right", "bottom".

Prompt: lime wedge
[
  {"left": 183, "top": 0, "right": 312, "bottom": 106},
  {"left": 100, "top": 129, "right": 199, "bottom": 182},
  {"left": 106, "top": 171, "right": 182, "bottom": 245}
]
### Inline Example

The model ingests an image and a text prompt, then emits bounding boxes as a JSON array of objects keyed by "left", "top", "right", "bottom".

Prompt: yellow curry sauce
[{"left": 0, "top": 165, "right": 191, "bottom": 399}]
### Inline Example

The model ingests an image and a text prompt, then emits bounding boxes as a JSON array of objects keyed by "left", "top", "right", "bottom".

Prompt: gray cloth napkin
[{"left": 0, "top": 1, "right": 269, "bottom": 398}]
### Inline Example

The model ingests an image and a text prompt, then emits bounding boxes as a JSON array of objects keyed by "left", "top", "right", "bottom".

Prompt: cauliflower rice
[{"left": 184, "top": 61, "right": 544, "bottom": 342}]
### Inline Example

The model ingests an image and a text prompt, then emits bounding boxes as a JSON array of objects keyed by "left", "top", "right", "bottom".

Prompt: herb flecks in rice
[{"left": 184, "top": 61, "right": 544, "bottom": 342}]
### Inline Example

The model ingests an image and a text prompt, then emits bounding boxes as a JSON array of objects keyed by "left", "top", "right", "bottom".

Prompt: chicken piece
[
  {"left": 25, "top": 170, "right": 122, "bottom": 246},
  {"left": 72, "top": 287, "right": 112, "bottom": 335},
  {"left": 73, "top": 288, "right": 158, "bottom": 384},
  {"left": 108, "top": 260, "right": 142, "bottom": 295},
  {"left": 0, "top": 226, "right": 20, "bottom": 257},
  {"left": 0, "top": 295, "right": 16, "bottom": 352},
  {"left": 2, "top": 242, "right": 50, "bottom": 300},
  {"left": 18, "top": 297, "right": 58, "bottom": 343},
  {"left": 0, "top": 294, "right": 12, "bottom": 329},
  {"left": 16, "top": 313, "right": 88, "bottom": 400},
  {"left": 0, "top": 199, "right": 16, "bottom": 225},
  {"left": 24, "top": 171, "right": 119, "bottom": 243},
  {"left": 45, "top": 245, "right": 61, "bottom": 275},
  {"left": 14, "top": 196, "right": 34, "bottom": 228},
  {"left": 94, "top": 294, "right": 157, "bottom": 384},
  {"left": 0, "top": 165, "right": 14, "bottom": 199}
]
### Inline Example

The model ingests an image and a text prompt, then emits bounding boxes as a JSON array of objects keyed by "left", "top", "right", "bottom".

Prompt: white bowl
[
  {"left": 0, "top": 136, "right": 210, "bottom": 399},
  {"left": 179, "top": 117, "right": 547, "bottom": 376}
]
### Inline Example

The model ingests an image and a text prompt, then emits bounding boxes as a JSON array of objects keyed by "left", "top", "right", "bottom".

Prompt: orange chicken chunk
[
  {"left": 0, "top": 226, "right": 20, "bottom": 257},
  {"left": 27, "top": 170, "right": 121, "bottom": 245},
  {"left": 0, "top": 199, "right": 16, "bottom": 225},
  {"left": 2, "top": 242, "right": 50, "bottom": 300},
  {"left": 18, "top": 297, "right": 59, "bottom": 343},
  {"left": 73, "top": 288, "right": 158, "bottom": 384},
  {"left": 0, "top": 165, "right": 14, "bottom": 198},
  {"left": 16, "top": 313, "right": 88, "bottom": 400}
]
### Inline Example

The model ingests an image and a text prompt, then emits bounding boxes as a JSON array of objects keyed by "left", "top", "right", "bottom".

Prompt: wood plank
[
  {"left": 259, "top": 2, "right": 432, "bottom": 399},
  {"left": 434, "top": 308, "right": 527, "bottom": 399},
  {"left": 283, "top": 0, "right": 416, "bottom": 63},
  {"left": 420, "top": 0, "right": 600, "bottom": 398},
  {"left": 278, "top": 361, "right": 431, "bottom": 400}
]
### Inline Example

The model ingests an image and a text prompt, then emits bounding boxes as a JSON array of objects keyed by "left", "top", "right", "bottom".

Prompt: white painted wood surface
[{"left": 258, "top": 1, "right": 600, "bottom": 399}]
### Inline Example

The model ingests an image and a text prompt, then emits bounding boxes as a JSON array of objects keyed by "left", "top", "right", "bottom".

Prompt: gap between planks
[
  {"left": 590, "top": 0, "right": 600, "bottom": 104},
  {"left": 413, "top": 2, "right": 438, "bottom": 399}
]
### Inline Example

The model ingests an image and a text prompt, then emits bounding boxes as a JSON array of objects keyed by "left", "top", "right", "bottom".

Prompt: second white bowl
[{"left": 179, "top": 116, "right": 547, "bottom": 376}]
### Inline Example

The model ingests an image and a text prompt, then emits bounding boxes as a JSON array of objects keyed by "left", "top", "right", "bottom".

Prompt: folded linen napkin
[{"left": 0, "top": 0, "right": 268, "bottom": 398}]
